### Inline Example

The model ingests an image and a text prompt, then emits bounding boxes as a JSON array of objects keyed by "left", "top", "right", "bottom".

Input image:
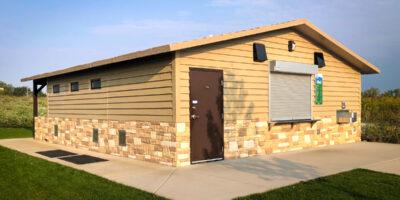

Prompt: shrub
[
  {"left": 361, "top": 92, "right": 400, "bottom": 144},
  {"left": 0, "top": 96, "right": 46, "bottom": 128}
]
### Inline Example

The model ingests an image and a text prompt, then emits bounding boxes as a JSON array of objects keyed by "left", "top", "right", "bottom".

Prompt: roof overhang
[{"left": 21, "top": 19, "right": 379, "bottom": 82}]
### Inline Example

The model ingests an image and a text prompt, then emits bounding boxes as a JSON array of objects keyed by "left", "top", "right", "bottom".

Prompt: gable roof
[{"left": 21, "top": 19, "right": 379, "bottom": 82}]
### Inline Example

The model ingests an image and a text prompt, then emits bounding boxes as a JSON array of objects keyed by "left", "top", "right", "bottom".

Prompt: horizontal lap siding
[
  {"left": 47, "top": 56, "right": 174, "bottom": 122},
  {"left": 176, "top": 29, "right": 361, "bottom": 122}
]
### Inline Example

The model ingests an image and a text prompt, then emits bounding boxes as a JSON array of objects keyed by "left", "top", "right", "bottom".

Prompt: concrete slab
[{"left": 0, "top": 138, "right": 399, "bottom": 200}]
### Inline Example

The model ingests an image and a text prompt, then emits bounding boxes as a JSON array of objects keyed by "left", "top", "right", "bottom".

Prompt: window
[
  {"left": 54, "top": 125, "right": 58, "bottom": 136},
  {"left": 93, "top": 128, "right": 99, "bottom": 143},
  {"left": 90, "top": 79, "right": 101, "bottom": 89},
  {"left": 118, "top": 130, "right": 126, "bottom": 146},
  {"left": 70, "top": 82, "right": 79, "bottom": 92},
  {"left": 270, "top": 72, "right": 312, "bottom": 121},
  {"left": 53, "top": 84, "right": 60, "bottom": 93}
]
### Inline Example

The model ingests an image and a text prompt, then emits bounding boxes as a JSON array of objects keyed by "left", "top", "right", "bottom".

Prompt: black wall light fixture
[
  {"left": 314, "top": 52, "right": 326, "bottom": 68},
  {"left": 253, "top": 43, "right": 267, "bottom": 62},
  {"left": 288, "top": 40, "right": 296, "bottom": 52}
]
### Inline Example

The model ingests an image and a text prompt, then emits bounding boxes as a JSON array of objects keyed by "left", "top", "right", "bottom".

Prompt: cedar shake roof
[{"left": 21, "top": 19, "right": 380, "bottom": 82}]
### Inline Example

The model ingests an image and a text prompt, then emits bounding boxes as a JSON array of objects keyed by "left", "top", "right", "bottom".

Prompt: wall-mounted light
[
  {"left": 314, "top": 52, "right": 326, "bottom": 68},
  {"left": 288, "top": 40, "right": 296, "bottom": 52},
  {"left": 253, "top": 43, "right": 267, "bottom": 62}
]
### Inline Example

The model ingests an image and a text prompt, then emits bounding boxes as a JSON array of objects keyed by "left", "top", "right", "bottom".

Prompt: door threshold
[{"left": 191, "top": 157, "right": 223, "bottom": 164}]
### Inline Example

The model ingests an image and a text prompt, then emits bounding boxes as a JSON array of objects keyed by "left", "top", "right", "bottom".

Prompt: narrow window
[
  {"left": 70, "top": 82, "right": 79, "bottom": 92},
  {"left": 118, "top": 130, "right": 126, "bottom": 146},
  {"left": 53, "top": 84, "right": 60, "bottom": 94},
  {"left": 93, "top": 128, "right": 99, "bottom": 143},
  {"left": 90, "top": 78, "right": 101, "bottom": 90},
  {"left": 54, "top": 125, "right": 58, "bottom": 136}
]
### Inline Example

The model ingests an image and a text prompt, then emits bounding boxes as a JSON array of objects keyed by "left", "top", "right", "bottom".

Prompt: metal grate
[
  {"left": 59, "top": 155, "right": 108, "bottom": 165},
  {"left": 37, "top": 150, "right": 77, "bottom": 158}
]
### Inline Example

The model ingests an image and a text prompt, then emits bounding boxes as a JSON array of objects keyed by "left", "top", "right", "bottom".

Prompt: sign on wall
[{"left": 315, "top": 74, "right": 323, "bottom": 105}]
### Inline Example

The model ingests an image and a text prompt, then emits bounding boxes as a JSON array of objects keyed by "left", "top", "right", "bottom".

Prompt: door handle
[{"left": 191, "top": 114, "right": 199, "bottom": 120}]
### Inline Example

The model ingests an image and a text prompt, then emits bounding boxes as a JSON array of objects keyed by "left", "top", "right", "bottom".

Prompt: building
[{"left": 21, "top": 19, "right": 380, "bottom": 166}]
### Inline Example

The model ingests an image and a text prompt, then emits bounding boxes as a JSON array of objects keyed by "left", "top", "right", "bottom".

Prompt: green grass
[
  {"left": 0, "top": 127, "right": 33, "bottom": 139},
  {"left": 238, "top": 169, "right": 400, "bottom": 200},
  {"left": 0, "top": 146, "right": 165, "bottom": 200}
]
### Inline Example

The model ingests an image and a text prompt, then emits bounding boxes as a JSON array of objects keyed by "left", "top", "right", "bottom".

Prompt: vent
[
  {"left": 54, "top": 125, "right": 58, "bottom": 136},
  {"left": 314, "top": 52, "right": 326, "bottom": 68},
  {"left": 93, "top": 128, "right": 99, "bottom": 143},
  {"left": 253, "top": 43, "right": 267, "bottom": 62},
  {"left": 118, "top": 130, "right": 126, "bottom": 146}
]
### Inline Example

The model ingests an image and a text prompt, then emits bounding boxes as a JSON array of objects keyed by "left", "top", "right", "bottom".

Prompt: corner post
[
  {"left": 32, "top": 79, "right": 46, "bottom": 138},
  {"left": 33, "top": 80, "right": 38, "bottom": 138}
]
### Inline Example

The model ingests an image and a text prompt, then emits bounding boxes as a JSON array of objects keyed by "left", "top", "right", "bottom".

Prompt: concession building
[{"left": 22, "top": 19, "right": 380, "bottom": 166}]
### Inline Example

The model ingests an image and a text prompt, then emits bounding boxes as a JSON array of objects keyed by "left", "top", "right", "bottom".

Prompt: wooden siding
[
  {"left": 175, "top": 29, "right": 361, "bottom": 122},
  {"left": 47, "top": 55, "right": 174, "bottom": 122}
]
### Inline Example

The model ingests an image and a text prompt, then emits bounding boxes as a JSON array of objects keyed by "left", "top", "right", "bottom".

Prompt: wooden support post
[
  {"left": 33, "top": 80, "right": 38, "bottom": 138},
  {"left": 32, "top": 80, "right": 47, "bottom": 138}
]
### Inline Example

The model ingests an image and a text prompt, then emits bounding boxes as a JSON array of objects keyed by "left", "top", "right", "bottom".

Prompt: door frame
[{"left": 189, "top": 67, "right": 224, "bottom": 164}]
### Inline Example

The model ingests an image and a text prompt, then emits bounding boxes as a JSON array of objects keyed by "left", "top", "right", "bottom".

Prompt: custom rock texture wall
[
  {"left": 35, "top": 117, "right": 178, "bottom": 166},
  {"left": 224, "top": 117, "right": 361, "bottom": 159},
  {"left": 35, "top": 116, "right": 360, "bottom": 167}
]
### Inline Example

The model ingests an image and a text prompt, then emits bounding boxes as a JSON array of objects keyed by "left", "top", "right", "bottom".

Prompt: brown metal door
[{"left": 189, "top": 68, "right": 224, "bottom": 163}]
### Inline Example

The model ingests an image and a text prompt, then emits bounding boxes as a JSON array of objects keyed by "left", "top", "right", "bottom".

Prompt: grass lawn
[
  {"left": 0, "top": 127, "right": 33, "bottom": 139},
  {"left": 238, "top": 168, "right": 400, "bottom": 200},
  {"left": 0, "top": 146, "right": 165, "bottom": 200}
]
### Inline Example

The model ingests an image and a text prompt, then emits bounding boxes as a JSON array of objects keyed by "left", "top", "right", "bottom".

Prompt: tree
[
  {"left": 382, "top": 89, "right": 400, "bottom": 98},
  {"left": 362, "top": 87, "right": 380, "bottom": 98}
]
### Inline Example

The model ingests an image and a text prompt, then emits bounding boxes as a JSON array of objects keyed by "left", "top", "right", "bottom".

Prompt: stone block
[
  {"left": 180, "top": 142, "right": 190, "bottom": 149},
  {"left": 133, "top": 138, "right": 142, "bottom": 145},
  {"left": 243, "top": 140, "right": 255, "bottom": 149},
  {"left": 229, "top": 141, "right": 238, "bottom": 152}
]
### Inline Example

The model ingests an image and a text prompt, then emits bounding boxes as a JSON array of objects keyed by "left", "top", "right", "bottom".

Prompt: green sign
[{"left": 315, "top": 74, "right": 323, "bottom": 105}]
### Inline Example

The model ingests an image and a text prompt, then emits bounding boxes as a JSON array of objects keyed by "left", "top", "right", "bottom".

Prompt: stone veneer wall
[
  {"left": 175, "top": 117, "right": 361, "bottom": 161},
  {"left": 223, "top": 117, "right": 361, "bottom": 159},
  {"left": 35, "top": 117, "right": 179, "bottom": 166},
  {"left": 36, "top": 116, "right": 360, "bottom": 167}
]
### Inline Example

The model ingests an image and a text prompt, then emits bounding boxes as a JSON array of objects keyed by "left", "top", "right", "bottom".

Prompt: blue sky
[{"left": 0, "top": 0, "right": 399, "bottom": 91}]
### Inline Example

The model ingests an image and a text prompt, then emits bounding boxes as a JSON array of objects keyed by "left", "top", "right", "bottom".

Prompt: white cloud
[{"left": 209, "top": 0, "right": 273, "bottom": 7}]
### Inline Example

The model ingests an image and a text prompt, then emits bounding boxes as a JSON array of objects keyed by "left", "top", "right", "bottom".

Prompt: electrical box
[
  {"left": 351, "top": 112, "right": 357, "bottom": 123},
  {"left": 336, "top": 109, "right": 351, "bottom": 124}
]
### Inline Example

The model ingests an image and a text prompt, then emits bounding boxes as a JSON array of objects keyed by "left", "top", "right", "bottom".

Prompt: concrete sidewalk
[{"left": 0, "top": 138, "right": 399, "bottom": 200}]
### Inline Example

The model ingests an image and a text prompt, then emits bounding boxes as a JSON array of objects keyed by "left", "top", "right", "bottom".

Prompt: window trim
[
  {"left": 70, "top": 82, "right": 79, "bottom": 92},
  {"left": 90, "top": 78, "right": 101, "bottom": 90},
  {"left": 53, "top": 84, "right": 60, "bottom": 94}
]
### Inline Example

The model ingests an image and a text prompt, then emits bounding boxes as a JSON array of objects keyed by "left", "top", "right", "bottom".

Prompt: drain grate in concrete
[
  {"left": 58, "top": 154, "right": 108, "bottom": 165},
  {"left": 37, "top": 149, "right": 77, "bottom": 158}
]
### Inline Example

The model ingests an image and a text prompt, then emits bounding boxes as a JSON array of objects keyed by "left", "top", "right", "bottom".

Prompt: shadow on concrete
[{"left": 216, "top": 156, "right": 321, "bottom": 181}]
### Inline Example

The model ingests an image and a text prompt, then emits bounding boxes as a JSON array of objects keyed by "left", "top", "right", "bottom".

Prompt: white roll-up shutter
[{"left": 270, "top": 72, "right": 311, "bottom": 121}]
